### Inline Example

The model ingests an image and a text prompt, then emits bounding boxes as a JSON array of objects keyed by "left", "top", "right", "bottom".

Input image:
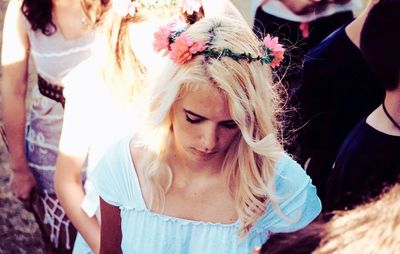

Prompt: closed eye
[
  {"left": 185, "top": 113, "right": 204, "bottom": 124},
  {"left": 220, "top": 120, "right": 238, "bottom": 129}
]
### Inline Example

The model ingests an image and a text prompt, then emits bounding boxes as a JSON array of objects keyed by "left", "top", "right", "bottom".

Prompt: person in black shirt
[
  {"left": 325, "top": 0, "right": 400, "bottom": 213},
  {"left": 290, "top": 0, "right": 385, "bottom": 204}
]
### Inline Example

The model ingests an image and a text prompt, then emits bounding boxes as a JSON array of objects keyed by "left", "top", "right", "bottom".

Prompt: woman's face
[
  {"left": 281, "top": 0, "right": 323, "bottom": 15},
  {"left": 170, "top": 84, "right": 240, "bottom": 166}
]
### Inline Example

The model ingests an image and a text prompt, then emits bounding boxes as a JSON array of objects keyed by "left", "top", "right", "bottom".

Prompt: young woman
[
  {"left": 54, "top": 1, "right": 244, "bottom": 253},
  {"left": 91, "top": 16, "right": 321, "bottom": 253},
  {"left": 1, "top": 0, "right": 109, "bottom": 252}
]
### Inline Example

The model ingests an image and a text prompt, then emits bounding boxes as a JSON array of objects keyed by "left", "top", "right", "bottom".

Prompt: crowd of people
[{"left": 1, "top": 0, "right": 399, "bottom": 253}]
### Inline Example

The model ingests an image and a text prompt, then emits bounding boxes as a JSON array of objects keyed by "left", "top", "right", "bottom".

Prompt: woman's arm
[
  {"left": 1, "top": 0, "right": 35, "bottom": 201},
  {"left": 99, "top": 197, "right": 122, "bottom": 254},
  {"left": 55, "top": 95, "right": 100, "bottom": 253}
]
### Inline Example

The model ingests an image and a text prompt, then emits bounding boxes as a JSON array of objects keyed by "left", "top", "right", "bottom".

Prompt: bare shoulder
[
  {"left": 129, "top": 138, "right": 151, "bottom": 179},
  {"left": 129, "top": 138, "right": 153, "bottom": 201}
]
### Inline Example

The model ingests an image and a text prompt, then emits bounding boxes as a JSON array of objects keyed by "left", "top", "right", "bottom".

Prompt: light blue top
[{"left": 91, "top": 137, "right": 321, "bottom": 254}]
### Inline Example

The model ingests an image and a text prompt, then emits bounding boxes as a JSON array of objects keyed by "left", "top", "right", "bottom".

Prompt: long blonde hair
[{"left": 138, "top": 16, "right": 285, "bottom": 237}]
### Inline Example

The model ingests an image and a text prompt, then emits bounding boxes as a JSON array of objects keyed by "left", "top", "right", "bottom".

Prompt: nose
[{"left": 200, "top": 124, "right": 218, "bottom": 152}]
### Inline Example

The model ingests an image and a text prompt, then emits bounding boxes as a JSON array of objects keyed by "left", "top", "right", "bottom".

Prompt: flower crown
[
  {"left": 113, "top": 0, "right": 202, "bottom": 17},
  {"left": 153, "top": 21, "right": 285, "bottom": 68}
]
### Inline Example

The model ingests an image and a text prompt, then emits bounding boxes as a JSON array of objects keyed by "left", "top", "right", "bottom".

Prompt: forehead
[{"left": 176, "top": 85, "right": 232, "bottom": 120}]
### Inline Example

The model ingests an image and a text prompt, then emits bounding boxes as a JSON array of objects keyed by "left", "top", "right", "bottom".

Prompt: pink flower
[
  {"left": 270, "top": 51, "right": 284, "bottom": 69},
  {"left": 170, "top": 34, "right": 206, "bottom": 64},
  {"left": 180, "top": 0, "right": 202, "bottom": 15},
  {"left": 189, "top": 41, "right": 206, "bottom": 54},
  {"left": 153, "top": 19, "right": 187, "bottom": 54},
  {"left": 263, "top": 34, "right": 285, "bottom": 53},
  {"left": 263, "top": 34, "right": 285, "bottom": 68},
  {"left": 153, "top": 26, "right": 172, "bottom": 54}
]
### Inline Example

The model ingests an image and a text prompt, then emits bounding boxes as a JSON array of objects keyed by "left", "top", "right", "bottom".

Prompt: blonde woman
[
  {"left": 54, "top": 1, "right": 244, "bottom": 253},
  {"left": 91, "top": 16, "right": 321, "bottom": 253}
]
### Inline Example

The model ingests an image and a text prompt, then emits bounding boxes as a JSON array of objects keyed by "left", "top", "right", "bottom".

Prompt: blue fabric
[
  {"left": 73, "top": 233, "right": 92, "bottom": 254},
  {"left": 91, "top": 137, "right": 321, "bottom": 254}
]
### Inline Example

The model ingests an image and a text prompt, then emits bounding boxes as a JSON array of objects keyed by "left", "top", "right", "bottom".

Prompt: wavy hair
[
  {"left": 315, "top": 183, "right": 400, "bottom": 254},
  {"left": 21, "top": 0, "right": 55, "bottom": 35},
  {"left": 21, "top": 0, "right": 110, "bottom": 36},
  {"left": 138, "top": 17, "right": 285, "bottom": 237}
]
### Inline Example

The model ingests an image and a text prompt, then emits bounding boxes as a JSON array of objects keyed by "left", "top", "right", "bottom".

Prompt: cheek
[
  {"left": 172, "top": 116, "right": 196, "bottom": 142},
  {"left": 220, "top": 129, "right": 241, "bottom": 147},
  {"left": 282, "top": 0, "right": 311, "bottom": 14}
]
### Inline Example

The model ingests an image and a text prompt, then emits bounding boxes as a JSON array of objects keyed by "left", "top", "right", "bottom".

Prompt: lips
[{"left": 191, "top": 148, "right": 217, "bottom": 159}]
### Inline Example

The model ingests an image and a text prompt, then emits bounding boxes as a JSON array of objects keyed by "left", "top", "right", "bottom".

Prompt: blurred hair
[
  {"left": 260, "top": 183, "right": 400, "bottom": 254},
  {"left": 82, "top": 0, "right": 111, "bottom": 27},
  {"left": 315, "top": 183, "right": 400, "bottom": 253},
  {"left": 21, "top": 0, "right": 110, "bottom": 36},
  {"left": 99, "top": 4, "right": 204, "bottom": 103},
  {"left": 21, "top": 0, "right": 55, "bottom": 35},
  {"left": 260, "top": 222, "right": 324, "bottom": 254},
  {"left": 137, "top": 16, "right": 285, "bottom": 237},
  {"left": 360, "top": 0, "right": 400, "bottom": 90}
]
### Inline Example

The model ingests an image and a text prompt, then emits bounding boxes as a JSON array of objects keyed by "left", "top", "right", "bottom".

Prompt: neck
[
  {"left": 383, "top": 90, "right": 400, "bottom": 129},
  {"left": 53, "top": 0, "right": 82, "bottom": 8},
  {"left": 367, "top": 88, "right": 400, "bottom": 136},
  {"left": 168, "top": 142, "right": 223, "bottom": 180},
  {"left": 345, "top": 11, "right": 367, "bottom": 48},
  {"left": 345, "top": 0, "right": 378, "bottom": 48}
]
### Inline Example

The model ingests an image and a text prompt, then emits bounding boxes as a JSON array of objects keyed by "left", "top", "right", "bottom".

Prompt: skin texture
[
  {"left": 1, "top": 0, "right": 34, "bottom": 203},
  {"left": 280, "top": 0, "right": 323, "bottom": 15},
  {"left": 170, "top": 86, "right": 240, "bottom": 168}
]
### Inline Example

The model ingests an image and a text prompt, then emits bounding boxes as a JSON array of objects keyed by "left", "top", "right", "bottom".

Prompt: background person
[{"left": 1, "top": 0, "right": 108, "bottom": 252}]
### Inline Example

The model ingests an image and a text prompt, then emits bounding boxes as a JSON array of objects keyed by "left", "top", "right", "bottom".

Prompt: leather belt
[{"left": 37, "top": 75, "right": 65, "bottom": 108}]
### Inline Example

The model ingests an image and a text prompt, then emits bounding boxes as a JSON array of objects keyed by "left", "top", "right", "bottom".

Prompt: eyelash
[
  {"left": 185, "top": 115, "right": 238, "bottom": 129},
  {"left": 185, "top": 115, "right": 203, "bottom": 124},
  {"left": 221, "top": 122, "right": 238, "bottom": 129}
]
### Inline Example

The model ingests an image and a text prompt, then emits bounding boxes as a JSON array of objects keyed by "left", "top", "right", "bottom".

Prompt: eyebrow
[
  {"left": 183, "top": 109, "right": 236, "bottom": 123},
  {"left": 184, "top": 109, "right": 207, "bottom": 119}
]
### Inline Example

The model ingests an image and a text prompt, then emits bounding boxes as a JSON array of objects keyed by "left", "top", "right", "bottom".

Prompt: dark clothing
[
  {"left": 252, "top": 8, "right": 354, "bottom": 88},
  {"left": 325, "top": 118, "right": 400, "bottom": 212},
  {"left": 290, "top": 26, "right": 385, "bottom": 203}
]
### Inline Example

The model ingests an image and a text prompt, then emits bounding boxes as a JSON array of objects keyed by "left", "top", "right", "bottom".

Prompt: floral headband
[
  {"left": 153, "top": 21, "right": 285, "bottom": 68},
  {"left": 113, "top": 0, "right": 202, "bottom": 17}
]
